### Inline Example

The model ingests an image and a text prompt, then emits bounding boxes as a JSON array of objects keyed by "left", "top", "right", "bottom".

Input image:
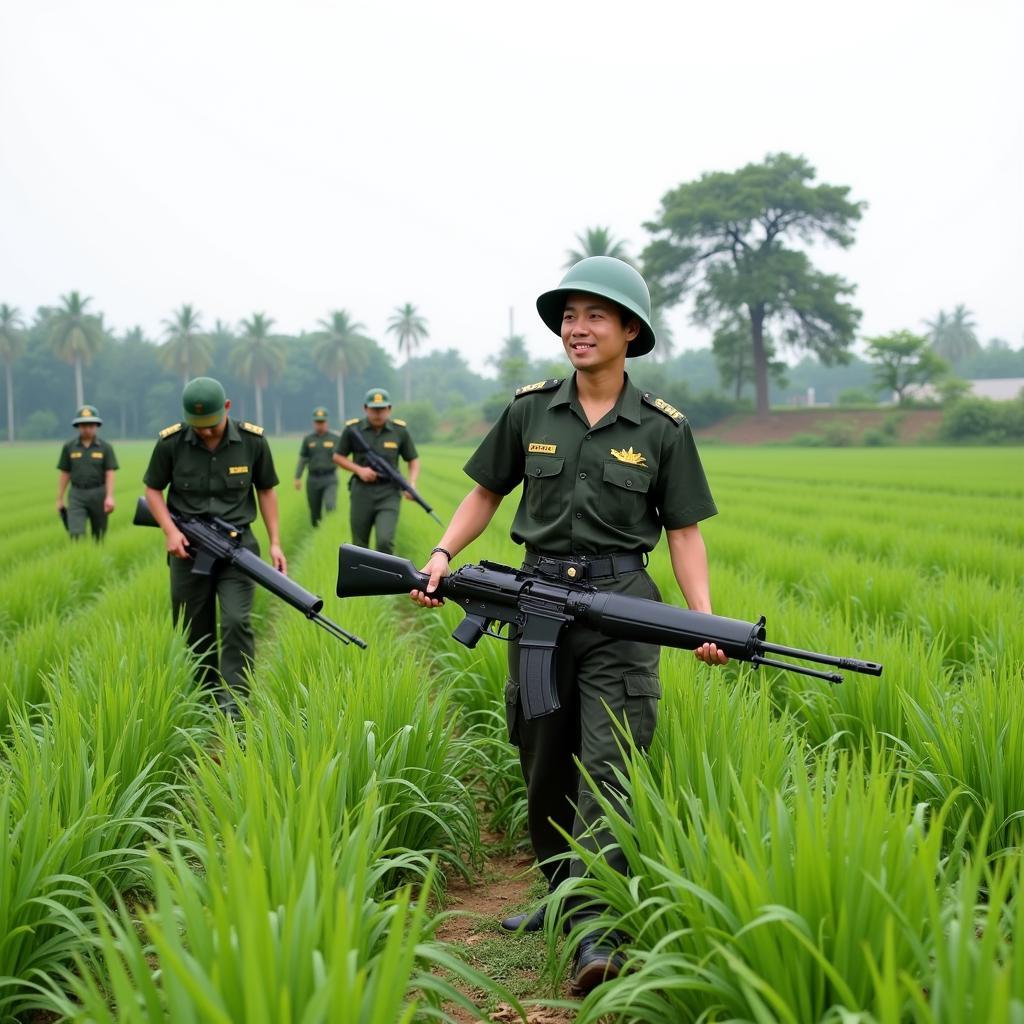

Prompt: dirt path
[{"left": 438, "top": 839, "right": 576, "bottom": 1024}]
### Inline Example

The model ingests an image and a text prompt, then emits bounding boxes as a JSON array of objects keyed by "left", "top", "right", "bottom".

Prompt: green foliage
[
  {"left": 941, "top": 395, "right": 1024, "bottom": 443},
  {"left": 158, "top": 304, "right": 212, "bottom": 384},
  {"left": 712, "top": 317, "right": 786, "bottom": 399},
  {"left": 480, "top": 391, "right": 509, "bottom": 424},
  {"left": 564, "top": 226, "right": 632, "bottom": 268},
  {"left": 491, "top": 333, "right": 531, "bottom": 393},
  {"left": 837, "top": 386, "right": 878, "bottom": 405},
  {"left": 398, "top": 399, "right": 440, "bottom": 442},
  {"left": 866, "top": 329, "right": 950, "bottom": 403},
  {"left": 925, "top": 304, "right": 980, "bottom": 362},
  {"left": 20, "top": 408, "right": 59, "bottom": 439}
]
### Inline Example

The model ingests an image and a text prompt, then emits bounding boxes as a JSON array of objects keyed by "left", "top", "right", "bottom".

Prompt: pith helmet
[
  {"left": 312, "top": 406, "right": 329, "bottom": 421},
  {"left": 72, "top": 404, "right": 102, "bottom": 426},
  {"left": 363, "top": 388, "right": 392, "bottom": 408},
  {"left": 536, "top": 256, "right": 656, "bottom": 357},
  {"left": 182, "top": 377, "right": 227, "bottom": 427}
]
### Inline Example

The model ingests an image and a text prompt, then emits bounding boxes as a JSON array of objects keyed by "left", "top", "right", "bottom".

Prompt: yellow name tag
[
  {"left": 229, "top": 465, "right": 249, "bottom": 475},
  {"left": 70, "top": 451, "right": 82, "bottom": 458},
  {"left": 323, "top": 441, "right": 334, "bottom": 447},
  {"left": 528, "top": 443, "right": 557, "bottom": 454},
  {"left": 308, "top": 441, "right": 316, "bottom": 448},
  {"left": 91, "top": 451, "right": 104, "bottom": 459},
  {"left": 383, "top": 441, "right": 399, "bottom": 449}
]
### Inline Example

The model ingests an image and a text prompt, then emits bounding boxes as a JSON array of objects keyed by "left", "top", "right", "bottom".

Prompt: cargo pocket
[
  {"left": 599, "top": 462, "right": 651, "bottom": 527},
  {"left": 525, "top": 455, "right": 565, "bottom": 522},
  {"left": 623, "top": 671, "right": 661, "bottom": 750},
  {"left": 504, "top": 677, "right": 522, "bottom": 747}
]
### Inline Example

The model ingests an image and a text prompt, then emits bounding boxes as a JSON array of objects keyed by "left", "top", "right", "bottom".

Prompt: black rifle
[
  {"left": 336, "top": 545, "right": 882, "bottom": 719},
  {"left": 58, "top": 507, "right": 69, "bottom": 532},
  {"left": 346, "top": 427, "right": 442, "bottom": 524},
  {"left": 135, "top": 497, "right": 366, "bottom": 647}
]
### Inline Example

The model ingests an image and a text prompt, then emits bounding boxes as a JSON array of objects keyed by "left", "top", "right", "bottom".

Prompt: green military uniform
[
  {"left": 143, "top": 382, "right": 279, "bottom": 700},
  {"left": 336, "top": 402, "right": 418, "bottom": 555},
  {"left": 57, "top": 405, "right": 118, "bottom": 540},
  {"left": 464, "top": 372, "right": 717, "bottom": 895},
  {"left": 296, "top": 407, "right": 340, "bottom": 527}
]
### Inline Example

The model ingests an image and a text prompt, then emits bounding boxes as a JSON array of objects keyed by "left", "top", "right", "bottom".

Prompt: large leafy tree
[
  {"left": 386, "top": 303, "right": 429, "bottom": 401},
  {"left": 564, "top": 226, "right": 632, "bottom": 268},
  {"left": 925, "top": 303, "right": 980, "bottom": 362},
  {"left": 313, "top": 310, "right": 371, "bottom": 422},
  {"left": 643, "top": 153, "right": 864, "bottom": 415},
  {"left": 47, "top": 291, "right": 106, "bottom": 407},
  {"left": 491, "top": 332, "right": 531, "bottom": 392},
  {"left": 160, "top": 304, "right": 212, "bottom": 385},
  {"left": 0, "top": 304, "right": 25, "bottom": 442},
  {"left": 230, "top": 313, "right": 285, "bottom": 425},
  {"left": 712, "top": 318, "right": 786, "bottom": 401},
  {"left": 866, "top": 330, "right": 949, "bottom": 404}
]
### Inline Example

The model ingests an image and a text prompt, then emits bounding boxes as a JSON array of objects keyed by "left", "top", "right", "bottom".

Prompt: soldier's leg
[
  {"left": 306, "top": 478, "right": 323, "bottom": 527},
  {"left": 169, "top": 557, "right": 219, "bottom": 687},
  {"left": 87, "top": 489, "right": 109, "bottom": 541},
  {"left": 66, "top": 488, "right": 90, "bottom": 540},
  {"left": 216, "top": 554, "right": 257, "bottom": 702},
  {"left": 372, "top": 491, "right": 401, "bottom": 554},
  {"left": 323, "top": 477, "right": 338, "bottom": 514},
  {"left": 349, "top": 484, "right": 375, "bottom": 548}
]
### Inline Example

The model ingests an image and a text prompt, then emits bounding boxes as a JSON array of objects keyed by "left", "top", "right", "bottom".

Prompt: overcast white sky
[{"left": 2, "top": 0, "right": 1021, "bottom": 373}]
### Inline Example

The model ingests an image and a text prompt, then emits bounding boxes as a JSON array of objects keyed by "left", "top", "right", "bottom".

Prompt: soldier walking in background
[
  {"left": 56, "top": 404, "right": 118, "bottom": 540},
  {"left": 333, "top": 387, "right": 420, "bottom": 554},
  {"left": 142, "top": 376, "right": 286, "bottom": 714},
  {"left": 294, "top": 405, "right": 340, "bottom": 527}
]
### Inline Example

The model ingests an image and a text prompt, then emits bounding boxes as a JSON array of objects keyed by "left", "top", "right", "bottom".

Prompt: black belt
[
  {"left": 70, "top": 482, "right": 105, "bottom": 490},
  {"left": 309, "top": 468, "right": 336, "bottom": 476},
  {"left": 523, "top": 550, "right": 647, "bottom": 583}
]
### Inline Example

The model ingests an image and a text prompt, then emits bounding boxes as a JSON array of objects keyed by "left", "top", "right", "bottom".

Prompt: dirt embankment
[{"left": 695, "top": 408, "right": 943, "bottom": 445}]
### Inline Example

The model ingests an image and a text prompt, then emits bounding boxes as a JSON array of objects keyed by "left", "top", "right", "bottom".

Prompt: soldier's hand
[
  {"left": 270, "top": 544, "right": 287, "bottom": 574},
  {"left": 410, "top": 552, "right": 450, "bottom": 608},
  {"left": 402, "top": 490, "right": 415, "bottom": 501},
  {"left": 694, "top": 642, "right": 729, "bottom": 666},
  {"left": 166, "top": 528, "right": 190, "bottom": 560},
  {"left": 55, "top": 499, "right": 65, "bottom": 514},
  {"left": 293, "top": 479, "right": 302, "bottom": 491},
  {"left": 357, "top": 466, "right": 378, "bottom": 483},
  {"left": 103, "top": 496, "right": 115, "bottom": 514}
]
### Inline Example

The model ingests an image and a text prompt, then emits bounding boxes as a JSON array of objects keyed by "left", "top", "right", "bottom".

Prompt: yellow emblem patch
[
  {"left": 91, "top": 451, "right": 104, "bottom": 459},
  {"left": 229, "top": 465, "right": 249, "bottom": 475},
  {"left": 393, "top": 418, "right": 407, "bottom": 427},
  {"left": 611, "top": 446, "right": 647, "bottom": 467},
  {"left": 70, "top": 451, "right": 82, "bottom": 458},
  {"left": 528, "top": 443, "right": 557, "bottom": 455},
  {"left": 82, "top": 407, "right": 92, "bottom": 416},
  {"left": 345, "top": 417, "right": 360, "bottom": 426},
  {"left": 308, "top": 441, "right": 316, "bottom": 448},
  {"left": 322, "top": 440, "right": 334, "bottom": 447},
  {"left": 240, "top": 422, "right": 264, "bottom": 436},
  {"left": 383, "top": 441, "right": 399, "bottom": 449},
  {"left": 159, "top": 423, "right": 183, "bottom": 438}
]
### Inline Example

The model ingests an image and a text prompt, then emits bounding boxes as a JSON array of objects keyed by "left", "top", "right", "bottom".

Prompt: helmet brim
[
  {"left": 536, "top": 283, "right": 656, "bottom": 358},
  {"left": 72, "top": 416, "right": 102, "bottom": 426},
  {"left": 184, "top": 409, "right": 226, "bottom": 428}
]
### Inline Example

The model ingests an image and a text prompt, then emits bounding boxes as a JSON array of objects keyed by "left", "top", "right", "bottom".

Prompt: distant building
[{"left": 903, "top": 378, "right": 1024, "bottom": 402}]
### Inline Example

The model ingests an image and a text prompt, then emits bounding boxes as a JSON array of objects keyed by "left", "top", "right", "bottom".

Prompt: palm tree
[
  {"left": 925, "top": 305, "right": 980, "bottom": 363},
  {"left": 564, "top": 226, "right": 632, "bottom": 268},
  {"left": 160, "top": 304, "right": 212, "bottom": 385},
  {"left": 47, "top": 291, "right": 106, "bottom": 406},
  {"left": 0, "top": 304, "right": 25, "bottom": 442},
  {"left": 313, "top": 310, "right": 371, "bottom": 422},
  {"left": 386, "top": 302, "right": 429, "bottom": 401},
  {"left": 230, "top": 314, "right": 285, "bottom": 425}
]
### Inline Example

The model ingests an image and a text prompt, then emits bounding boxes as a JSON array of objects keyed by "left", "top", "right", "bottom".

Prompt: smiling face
[{"left": 560, "top": 292, "right": 639, "bottom": 373}]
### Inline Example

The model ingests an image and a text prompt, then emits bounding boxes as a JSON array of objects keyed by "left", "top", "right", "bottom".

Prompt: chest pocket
[
  {"left": 172, "top": 469, "right": 204, "bottom": 492},
  {"left": 226, "top": 466, "right": 251, "bottom": 489},
  {"left": 525, "top": 455, "right": 565, "bottom": 522},
  {"left": 600, "top": 461, "right": 651, "bottom": 527}
]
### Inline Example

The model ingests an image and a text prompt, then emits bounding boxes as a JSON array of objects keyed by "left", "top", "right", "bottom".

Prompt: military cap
[
  {"left": 312, "top": 406, "right": 329, "bottom": 421},
  {"left": 72, "top": 404, "right": 102, "bottom": 426},
  {"left": 182, "top": 377, "right": 227, "bottom": 427},
  {"left": 363, "top": 388, "right": 392, "bottom": 408}
]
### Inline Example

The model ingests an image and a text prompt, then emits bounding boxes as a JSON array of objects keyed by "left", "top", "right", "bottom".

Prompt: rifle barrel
[{"left": 759, "top": 641, "right": 883, "bottom": 677}]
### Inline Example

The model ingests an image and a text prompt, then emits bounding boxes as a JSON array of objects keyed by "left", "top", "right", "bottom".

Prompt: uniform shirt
[
  {"left": 143, "top": 419, "right": 279, "bottom": 526},
  {"left": 335, "top": 417, "right": 418, "bottom": 470},
  {"left": 57, "top": 436, "right": 119, "bottom": 488},
  {"left": 464, "top": 374, "right": 717, "bottom": 555},
  {"left": 295, "top": 430, "right": 340, "bottom": 477}
]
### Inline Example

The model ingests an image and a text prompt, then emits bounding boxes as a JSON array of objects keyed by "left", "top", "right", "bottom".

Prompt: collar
[
  {"left": 186, "top": 418, "right": 240, "bottom": 448},
  {"left": 362, "top": 417, "right": 393, "bottom": 433},
  {"left": 547, "top": 372, "right": 642, "bottom": 426}
]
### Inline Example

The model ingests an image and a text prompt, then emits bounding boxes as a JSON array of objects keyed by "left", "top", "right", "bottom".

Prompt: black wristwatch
[{"left": 430, "top": 546, "right": 453, "bottom": 561}]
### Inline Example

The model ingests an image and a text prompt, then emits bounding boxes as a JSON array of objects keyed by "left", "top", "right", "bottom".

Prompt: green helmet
[
  {"left": 182, "top": 377, "right": 227, "bottom": 427},
  {"left": 72, "top": 404, "right": 102, "bottom": 426},
  {"left": 536, "top": 256, "right": 655, "bottom": 357},
  {"left": 363, "top": 388, "right": 392, "bottom": 408},
  {"left": 312, "top": 406, "right": 329, "bottom": 421}
]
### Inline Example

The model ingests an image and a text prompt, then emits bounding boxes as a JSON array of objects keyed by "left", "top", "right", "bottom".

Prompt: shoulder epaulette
[
  {"left": 345, "top": 417, "right": 360, "bottom": 426},
  {"left": 514, "top": 378, "right": 562, "bottom": 398},
  {"left": 392, "top": 418, "right": 407, "bottom": 427},
  {"left": 240, "top": 421, "right": 265, "bottom": 436},
  {"left": 159, "top": 422, "right": 183, "bottom": 439},
  {"left": 641, "top": 392, "right": 685, "bottom": 425}
]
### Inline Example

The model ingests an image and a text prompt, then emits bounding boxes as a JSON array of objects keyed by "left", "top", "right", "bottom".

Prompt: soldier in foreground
[
  {"left": 333, "top": 388, "right": 421, "bottom": 554},
  {"left": 56, "top": 404, "right": 118, "bottom": 540},
  {"left": 410, "top": 257, "right": 726, "bottom": 995},
  {"left": 142, "top": 377, "right": 285, "bottom": 714},
  {"left": 294, "top": 405, "right": 339, "bottom": 527}
]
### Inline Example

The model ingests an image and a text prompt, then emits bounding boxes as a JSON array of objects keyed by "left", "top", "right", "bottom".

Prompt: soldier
[
  {"left": 142, "top": 377, "right": 286, "bottom": 714},
  {"left": 410, "top": 257, "right": 726, "bottom": 994},
  {"left": 56, "top": 404, "right": 118, "bottom": 541},
  {"left": 294, "top": 406, "right": 340, "bottom": 527},
  {"left": 333, "top": 388, "right": 420, "bottom": 554}
]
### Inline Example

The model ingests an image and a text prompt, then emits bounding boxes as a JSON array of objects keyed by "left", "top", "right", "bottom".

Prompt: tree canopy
[
  {"left": 47, "top": 291, "right": 107, "bottom": 407},
  {"left": 160, "top": 304, "right": 212, "bottom": 385},
  {"left": 564, "top": 226, "right": 632, "bottom": 268},
  {"left": 925, "top": 304, "right": 981, "bottom": 362},
  {"left": 313, "top": 310, "right": 371, "bottom": 422},
  {"left": 865, "top": 330, "right": 949, "bottom": 403}
]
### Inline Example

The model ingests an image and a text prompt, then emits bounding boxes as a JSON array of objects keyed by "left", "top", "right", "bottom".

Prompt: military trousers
[
  {"left": 68, "top": 485, "right": 108, "bottom": 540},
  {"left": 505, "top": 567, "right": 662, "bottom": 906},
  {"left": 306, "top": 472, "right": 338, "bottom": 527},
  {"left": 169, "top": 531, "right": 257, "bottom": 700},
  {"left": 349, "top": 480, "right": 402, "bottom": 554}
]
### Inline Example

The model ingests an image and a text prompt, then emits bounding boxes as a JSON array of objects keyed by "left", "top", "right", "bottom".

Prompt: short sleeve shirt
[
  {"left": 57, "top": 437, "right": 119, "bottom": 488},
  {"left": 335, "top": 417, "right": 418, "bottom": 468},
  {"left": 296, "top": 430, "right": 340, "bottom": 475},
  {"left": 464, "top": 374, "right": 717, "bottom": 555},
  {"left": 142, "top": 419, "right": 279, "bottom": 526}
]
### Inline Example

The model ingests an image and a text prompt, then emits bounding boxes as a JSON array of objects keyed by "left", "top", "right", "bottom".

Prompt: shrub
[
  {"left": 821, "top": 420, "right": 857, "bottom": 446},
  {"left": 396, "top": 400, "right": 439, "bottom": 442},
  {"left": 20, "top": 409, "right": 59, "bottom": 440},
  {"left": 940, "top": 397, "right": 1024, "bottom": 443},
  {"left": 837, "top": 387, "right": 877, "bottom": 406}
]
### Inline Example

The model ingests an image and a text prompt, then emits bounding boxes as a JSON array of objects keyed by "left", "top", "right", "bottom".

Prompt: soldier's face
[
  {"left": 77, "top": 424, "right": 97, "bottom": 442},
  {"left": 561, "top": 293, "right": 639, "bottom": 371},
  {"left": 313, "top": 420, "right": 328, "bottom": 434},
  {"left": 365, "top": 406, "right": 390, "bottom": 428}
]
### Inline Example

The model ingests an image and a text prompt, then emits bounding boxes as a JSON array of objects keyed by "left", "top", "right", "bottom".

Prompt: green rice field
[{"left": 1, "top": 441, "right": 1022, "bottom": 1023}]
